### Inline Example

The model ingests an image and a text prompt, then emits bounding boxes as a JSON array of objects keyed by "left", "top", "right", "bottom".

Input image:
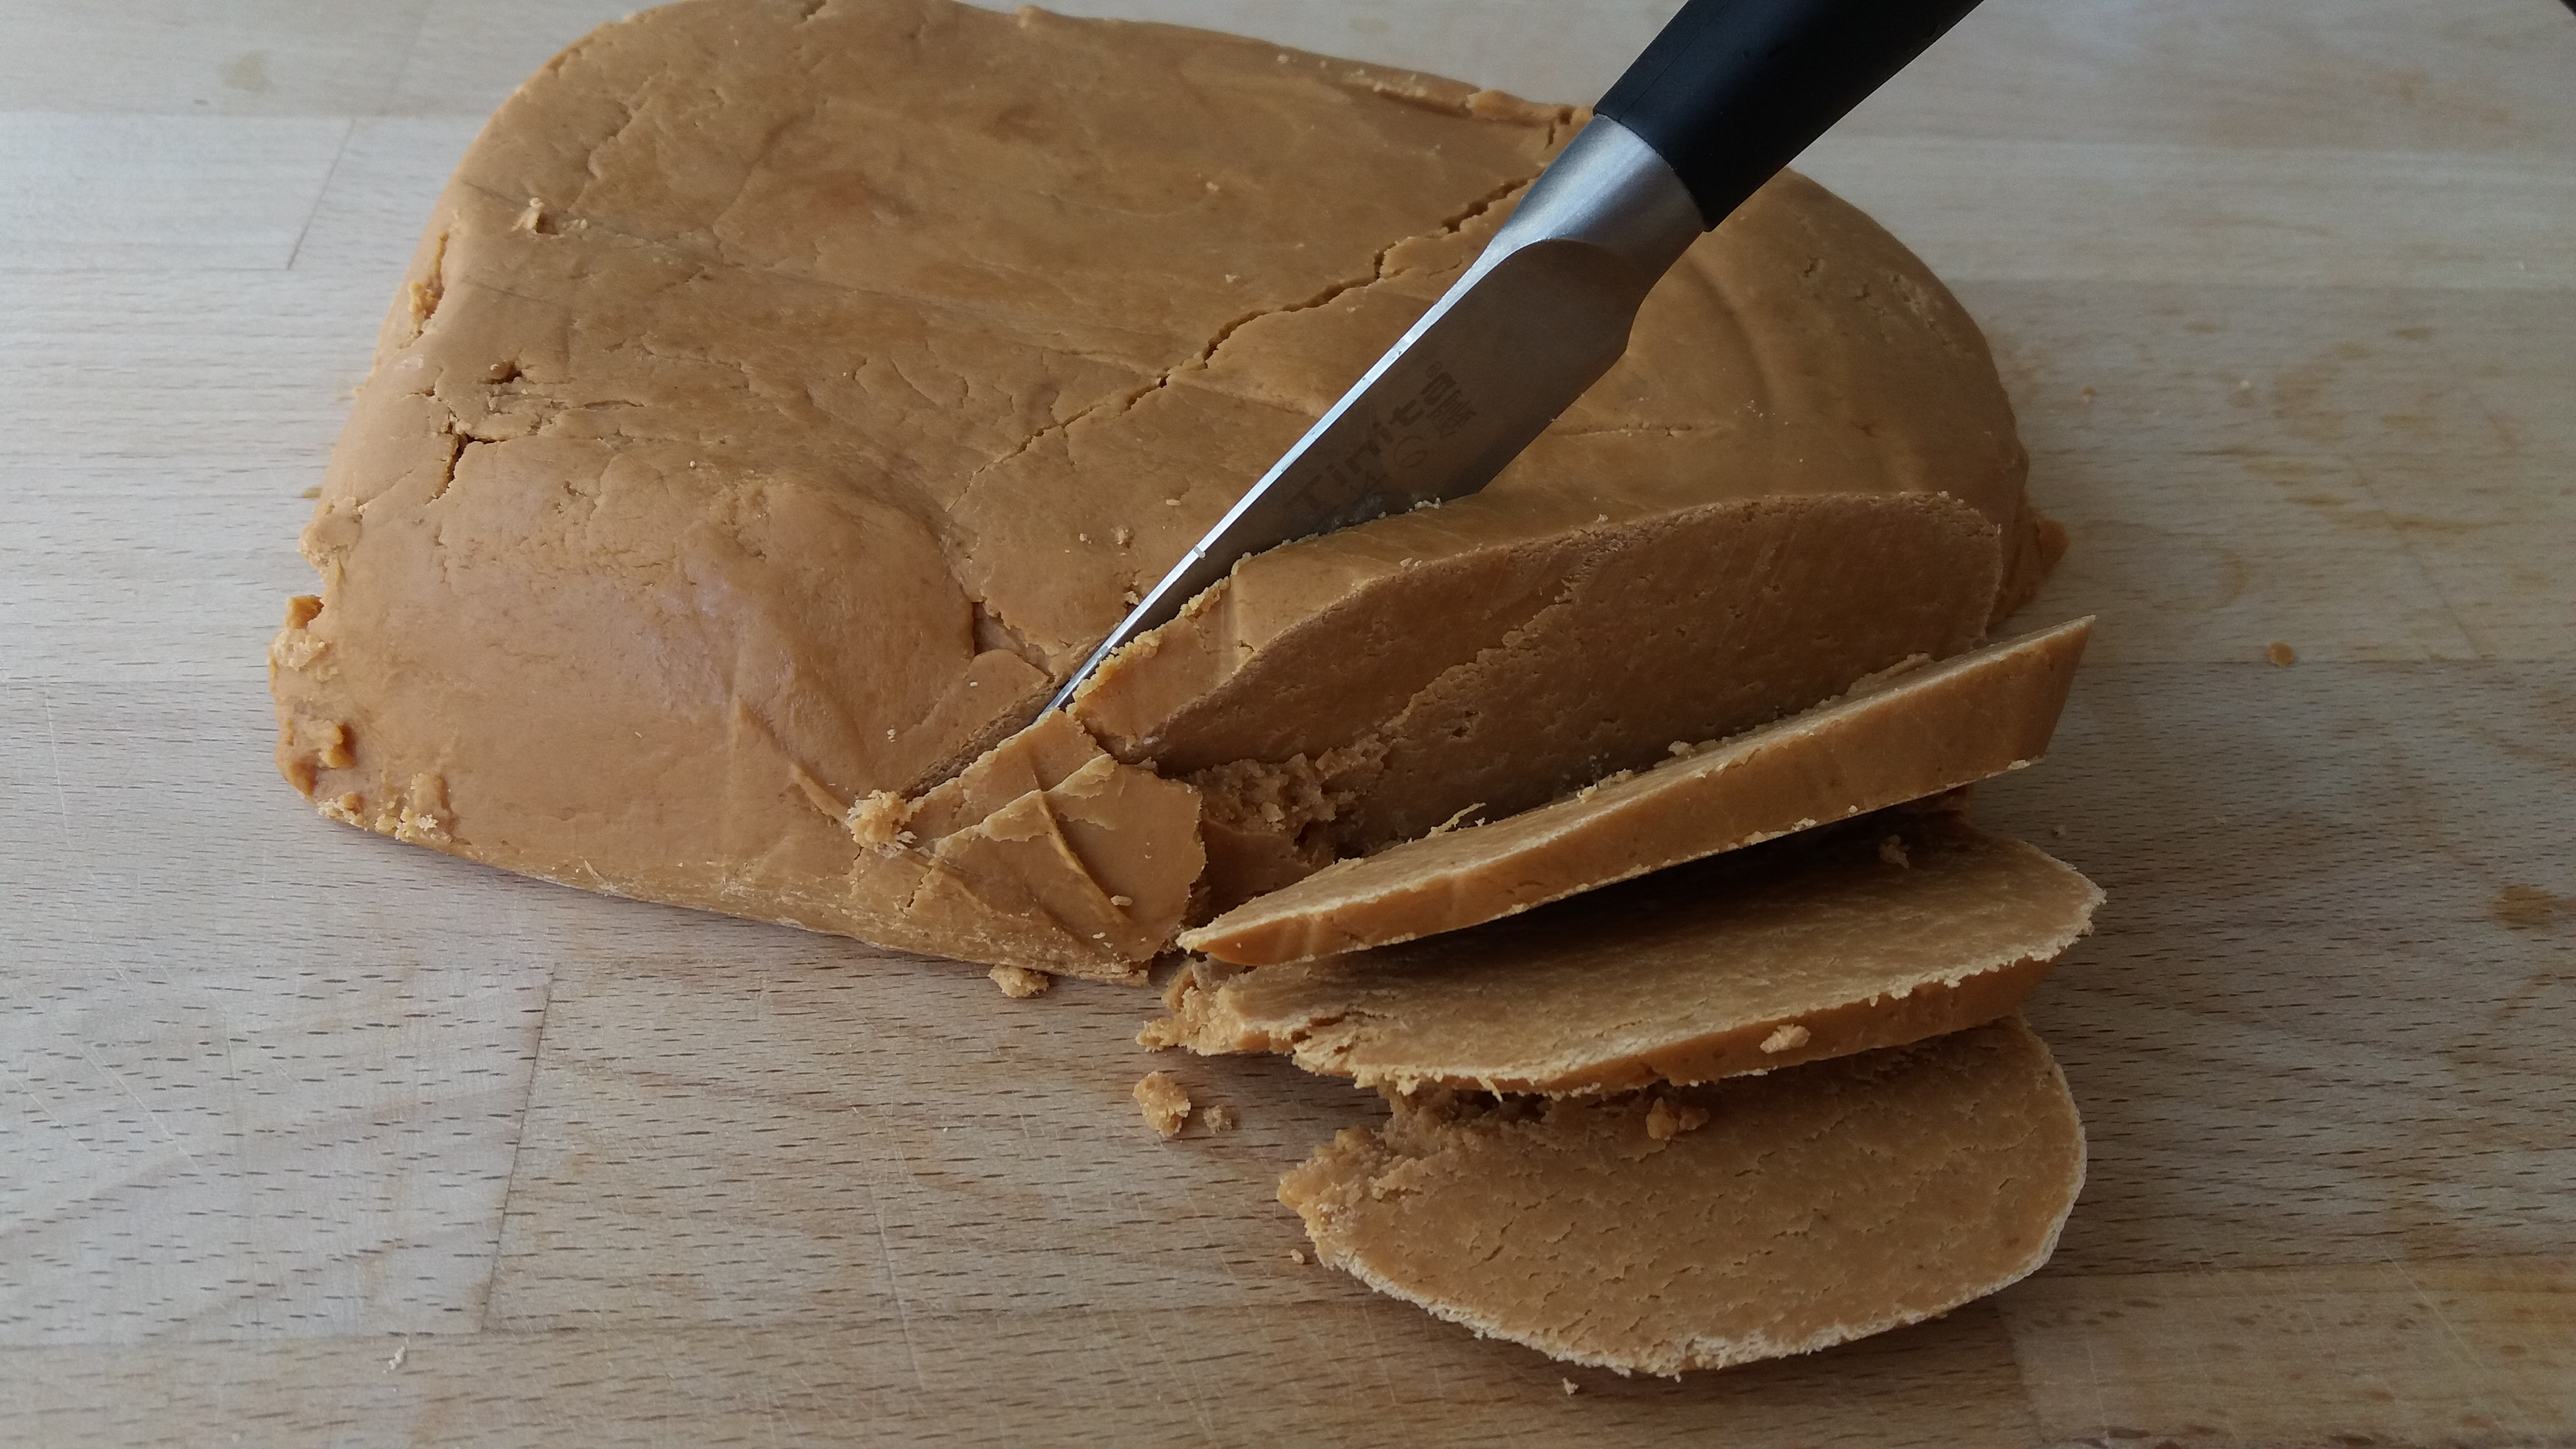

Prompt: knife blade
[{"left": 1047, "top": 0, "right": 1987, "bottom": 714}]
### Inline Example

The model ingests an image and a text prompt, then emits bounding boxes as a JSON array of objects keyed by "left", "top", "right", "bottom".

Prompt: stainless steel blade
[{"left": 1045, "top": 117, "right": 1704, "bottom": 713}]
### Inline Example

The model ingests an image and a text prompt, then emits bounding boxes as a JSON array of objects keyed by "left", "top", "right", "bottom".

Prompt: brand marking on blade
[{"left": 1309, "top": 364, "right": 1480, "bottom": 524}]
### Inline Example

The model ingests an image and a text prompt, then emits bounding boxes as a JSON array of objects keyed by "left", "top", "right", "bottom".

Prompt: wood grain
[
  {"left": 0, "top": 682, "right": 555, "bottom": 1343},
  {"left": 1802, "top": 138, "right": 2576, "bottom": 289},
  {"left": 2002, "top": 1259, "right": 2576, "bottom": 1447},
  {"left": 2, "top": 0, "right": 2573, "bottom": 1442},
  {"left": 1981, "top": 281, "right": 2576, "bottom": 665},
  {"left": 2, "top": 1300, "right": 2044, "bottom": 1448}
]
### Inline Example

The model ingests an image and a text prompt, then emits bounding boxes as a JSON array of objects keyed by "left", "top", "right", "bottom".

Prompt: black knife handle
[{"left": 1595, "top": 0, "right": 1986, "bottom": 228}]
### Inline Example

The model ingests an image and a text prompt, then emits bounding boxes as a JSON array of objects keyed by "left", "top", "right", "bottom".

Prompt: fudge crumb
[
  {"left": 846, "top": 791, "right": 915, "bottom": 854},
  {"left": 1878, "top": 834, "right": 1910, "bottom": 867},
  {"left": 1427, "top": 803, "right": 1485, "bottom": 836},
  {"left": 315, "top": 721, "right": 354, "bottom": 769},
  {"left": 1561, "top": 1378, "right": 1579, "bottom": 1396},
  {"left": 1201, "top": 1104, "right": 1237, "bottom": 1132},
  {"left": 1134, "top": 1071, "right": 1192, "bottom": 1138},
  {"left": 988, "top": 964, "right": 1053, "bottom": 998},
  {"left": 1760, "top": 1023, "right": 1812, "bottom": 1055},
  {"left": 2266, "top": 641, "right": 2297, "bottom": 667},
  {"left": 1644, "top": 1097, "right": 1710, "bottom": 1141},
  {"left": 1289, "top": 1247, "right": 1307, "bottom": 1264}
]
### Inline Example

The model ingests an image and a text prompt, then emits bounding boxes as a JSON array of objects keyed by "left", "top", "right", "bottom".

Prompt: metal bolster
[{"left": 1483, "top": 117, "right": 1707, "bottom": 283}]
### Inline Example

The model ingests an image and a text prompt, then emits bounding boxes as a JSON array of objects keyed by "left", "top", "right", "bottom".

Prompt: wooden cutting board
[{"left": 3, "top": 1, "right": 2571, "bottom": 1443}]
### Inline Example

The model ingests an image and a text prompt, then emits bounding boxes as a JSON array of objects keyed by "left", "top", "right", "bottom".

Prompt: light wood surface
[{"left": 3, "top": 1, "right": 2572, "bottom": 1443}]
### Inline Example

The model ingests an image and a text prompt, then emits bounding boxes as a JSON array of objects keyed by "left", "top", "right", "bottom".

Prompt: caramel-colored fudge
[
  {"left": 1132, "top": 1071, "right": 1193, "bottom": 1139},
  {"left": 1149, "top": 814, "right": 2100, "bottom": 1093},
  {"left": 1279, "top": 1017, "right": 2085, "bottom": 1375},
  {"left": 1076, "top": 492, "right": 2001, "bottom": 874},
  {"left": 843, "top": 711, "right": 1199, "bottom": 980},
  {"left": 269, "top": 0, "right": 2106, "bottom": 1378},
  {"left": 1181, "top": 618, "right": 2091, "bottom": 965},
  {"left": 271, "top": 0, "right": 2050, "bottom": 973}
]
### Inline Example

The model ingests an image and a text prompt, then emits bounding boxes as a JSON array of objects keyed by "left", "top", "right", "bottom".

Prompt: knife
[{"left": 1047, "top": 0, "right": 1988, "bottom": 713}]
